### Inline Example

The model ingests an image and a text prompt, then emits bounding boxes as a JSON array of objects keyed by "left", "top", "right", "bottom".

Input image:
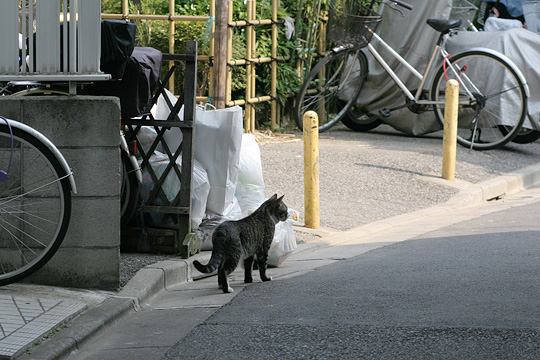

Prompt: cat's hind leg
[
  {"left": 218, "top": 268, "right": 224, "bottom": 289},
  {"left": 256, "top": 251, "right": 272, "bottom": 282},
  {"left": 243, "top": 256, "right": 254, "bottom": 283},
  {"left": 218, "top": 268, "right": 231, "bottom": 293},
  {"left": 219, "top": 256, "right": 240, "bottom": 293}
]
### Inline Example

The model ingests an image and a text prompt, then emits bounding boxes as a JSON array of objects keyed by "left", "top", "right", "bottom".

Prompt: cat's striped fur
[{"left": 193, "top": 194, "right": 288, "bottom": 293}]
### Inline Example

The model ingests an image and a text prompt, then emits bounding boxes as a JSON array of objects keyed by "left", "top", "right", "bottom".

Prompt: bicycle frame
[{"left": 364, "top": 31, "right": 530, "bottom": 107}]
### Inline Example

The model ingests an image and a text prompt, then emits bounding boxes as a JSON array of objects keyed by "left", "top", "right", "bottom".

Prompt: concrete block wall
[{"left": 0, "top": 96, "right": 121, "bottom": 291}]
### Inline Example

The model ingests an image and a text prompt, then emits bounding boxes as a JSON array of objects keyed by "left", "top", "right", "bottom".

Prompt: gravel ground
[
  {"left": 261, "top": 123, "right": 540, "bottom": 230},
  {"left": 120, "top": 253, "right": 176, "bottom": 288},
  {"left": 120, "top": 122, "right": 540, "bottom": 287}
]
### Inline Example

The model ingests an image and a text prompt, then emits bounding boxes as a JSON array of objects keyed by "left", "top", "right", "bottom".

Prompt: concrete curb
[
  {"left": 449, "top": 162, "right": 540, "bottom": 204},
  {"left": 18, "top": 162, "right": 540, "bottom": 360}
]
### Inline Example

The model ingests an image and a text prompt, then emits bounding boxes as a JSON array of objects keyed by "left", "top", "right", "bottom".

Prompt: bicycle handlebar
[{"left": 387, "top": 0, "right": 413, "bottom": 11}]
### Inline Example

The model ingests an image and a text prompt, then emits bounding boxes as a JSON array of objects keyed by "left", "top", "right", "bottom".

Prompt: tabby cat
[{"left": 193, "top": 194, "right": 288, "bottom": 293}]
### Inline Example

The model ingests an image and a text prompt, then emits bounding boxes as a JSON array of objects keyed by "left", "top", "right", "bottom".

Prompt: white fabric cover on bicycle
[
  {"left": 446, "top": 28, "right": 540, "bottom": 131},
  {"left": 343, "top": 0, "right": 453, "bottom": 136}
]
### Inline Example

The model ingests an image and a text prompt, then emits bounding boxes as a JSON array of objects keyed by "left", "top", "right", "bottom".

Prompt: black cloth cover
[
  {"left": 83, "top": 47, "right": 163, "bottom": 119},
  {"left": 100, "top": 20, "right": 137, "bottom": 79}
]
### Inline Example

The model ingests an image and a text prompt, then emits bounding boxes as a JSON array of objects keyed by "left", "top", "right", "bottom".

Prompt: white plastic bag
[
  {"left": 236, "top": 134, "right": 266, "bottom": 217},
  {"left": 136, "top": 126, "right": 158, "bottom": 153},
  {"left": 197, "top": 197, "right": 243, "bottom": 251},
  {"left": 194, "top": 105, "right": 243, "bottom": 215},
  {"left": 267, "top": 220, "right": 297, "bottom": 267},
  {"left": 150, "top": 88, "right": 184, "bottom": 153},
  {"left": 141, "top": 152, "right": 210, "bottom": 229}
]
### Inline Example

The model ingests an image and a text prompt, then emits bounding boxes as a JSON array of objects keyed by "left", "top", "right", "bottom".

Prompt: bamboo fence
[{"left": 101, "top": 0, "right": 283, "bottom": 132}]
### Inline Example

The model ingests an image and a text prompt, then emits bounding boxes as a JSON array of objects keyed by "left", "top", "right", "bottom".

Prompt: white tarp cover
[
  {"left": 350, "top": 0, "right": 540, "bottom": 135},
  {"left": 446, "top": 28, "right": 540, "bottom": 131}
]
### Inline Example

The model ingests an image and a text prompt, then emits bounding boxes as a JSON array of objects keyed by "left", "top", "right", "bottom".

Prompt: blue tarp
[{"left": 482, "top": 0, "right": 524, "bottom": 17}]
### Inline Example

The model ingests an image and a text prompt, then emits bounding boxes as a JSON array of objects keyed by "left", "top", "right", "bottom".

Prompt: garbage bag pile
[{"left": 141, "top": 90, "right": 297, "bottom": 266}]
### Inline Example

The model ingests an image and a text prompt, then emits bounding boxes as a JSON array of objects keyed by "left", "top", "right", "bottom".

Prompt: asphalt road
[{"left": 163, "top": 192, "right": 540, "bottom": 360}]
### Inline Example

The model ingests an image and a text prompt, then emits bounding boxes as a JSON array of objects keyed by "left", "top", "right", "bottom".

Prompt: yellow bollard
[
  {"left": 303, "top": 111, "right": 320, "bottom": 228},
  {"left": 442, "top": 79, "right": 460, "bottom": 181}
]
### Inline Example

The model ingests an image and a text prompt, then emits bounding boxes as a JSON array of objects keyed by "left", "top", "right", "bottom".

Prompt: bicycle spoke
[
  {"left": 0, "top": 124, "right": 70, "bottom": 285},
  {"left": 4, "top": 231, "right": 30, "bottom": 269},
  {"left": 484, "top": 85, "right": 521, "bottom": 100},
  {"left": 0, "top": 175, "right": 68, "bottom": 207},
  {"left": 432, "top": 50, "right": 526, "bottom": 150},
  {"left": 296, "top": 49, "right": 367, "bottom": 132},
  {"left": 0, "top": 220, "right": 38, "bottom": 262},
  {"left": 0, "top": 217, "right": 47, "bottom": 249},
  {"left": 0, "top": 207, "right": 56, "bottom": 234}
]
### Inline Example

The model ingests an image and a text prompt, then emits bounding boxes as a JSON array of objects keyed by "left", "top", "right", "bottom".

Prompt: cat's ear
[
  {"left": 277, "top": 195, "right": 285, "bottom": 202},
  {"left": 269, "top": 194, "right": 278, "bottom": 201}
]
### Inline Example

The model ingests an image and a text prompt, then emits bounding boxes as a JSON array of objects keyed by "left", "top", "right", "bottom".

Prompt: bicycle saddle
[{"left": 426, "top": 19, "right": 463, "bottom": 34}]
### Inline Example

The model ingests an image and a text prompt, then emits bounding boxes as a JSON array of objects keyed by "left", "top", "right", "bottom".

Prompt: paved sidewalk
[
  {"left": 0, "top": 296, "right": 84, "bottom": 359},
  {"left": 0, "top": 286, "right": 110, "bottom": 359},
  {"left": 5, "top": 125, "right": 540, "bottom": 359}
]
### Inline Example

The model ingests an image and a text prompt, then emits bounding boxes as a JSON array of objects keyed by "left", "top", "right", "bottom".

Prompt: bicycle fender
[
  {"left": 458, "top": 47, "right": 530, "bottom": 98},
  {"left": 120, "top": 134, "right": 143, "bottom": 183},
  {"left": 6, "top": 119, "right": 77, "bottom": 194}
]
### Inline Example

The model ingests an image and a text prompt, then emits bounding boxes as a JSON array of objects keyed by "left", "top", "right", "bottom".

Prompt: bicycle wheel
[
  {"left": 431, "top": 50, "right": 527, "bottom": 150},
  {"left": 0, "top": 124, "right": 71, "bottom": 286},
  {"left": 507, "top": 128, "right": 540, "bottom": 144},
  {"left": 341, "top": 105, "right": 382, "bottom": 132},
  {"left": 121, "top": 149, "right": 140, "bottom": 226},
  {"left": 295, "top": 48, "right": 368, "bottom": 132}
]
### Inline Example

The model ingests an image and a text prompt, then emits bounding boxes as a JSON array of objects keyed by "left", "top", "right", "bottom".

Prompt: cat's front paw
[
  {"left": 261, "top": 276, "right": 272, "bottom": 282},
  {"left": 244, "top": 276, "right": 253, "bottom": 284}
]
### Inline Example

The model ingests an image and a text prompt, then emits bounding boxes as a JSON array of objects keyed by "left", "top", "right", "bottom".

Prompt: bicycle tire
[
  {"left": 341, "top": 105, "right": 382, "bottom": 132},
  {"left": 0, "top": 124, "right": 71, "bottom": 286},
  {"left": 506, "top": 128, "right": 540, "bottom": 144},
  {"left": 295, "top": 48, "right": 368, "bottom": 132},
  {"left": 431, "top": 50, "right": 527, "bottom": 150},
  {"left": 121, "top": 149, "right": 141, "bottom": 226}
]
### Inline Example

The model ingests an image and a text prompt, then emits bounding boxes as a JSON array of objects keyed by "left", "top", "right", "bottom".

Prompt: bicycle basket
[
  {"left": 450, "top": 0, "right": 479, "bottom": 28},
  {"left": 327, "top": 0, "right": 382, "bottom": 48}
]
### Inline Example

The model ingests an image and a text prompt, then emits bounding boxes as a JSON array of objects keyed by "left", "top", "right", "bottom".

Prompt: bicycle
[
  {"left": 0, "top": 81, "right": 142, "bottom": 228},
  {"left": 0, "top": 114, "right": 76, "bottom": 286},
  {"left": 296, "top": 0, "right": 530, "bottom": 150}
]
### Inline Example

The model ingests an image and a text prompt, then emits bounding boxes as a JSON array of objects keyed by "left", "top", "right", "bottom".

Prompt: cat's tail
[{"left": 193, "top": 251, "right": 222, "bottom": 274}]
